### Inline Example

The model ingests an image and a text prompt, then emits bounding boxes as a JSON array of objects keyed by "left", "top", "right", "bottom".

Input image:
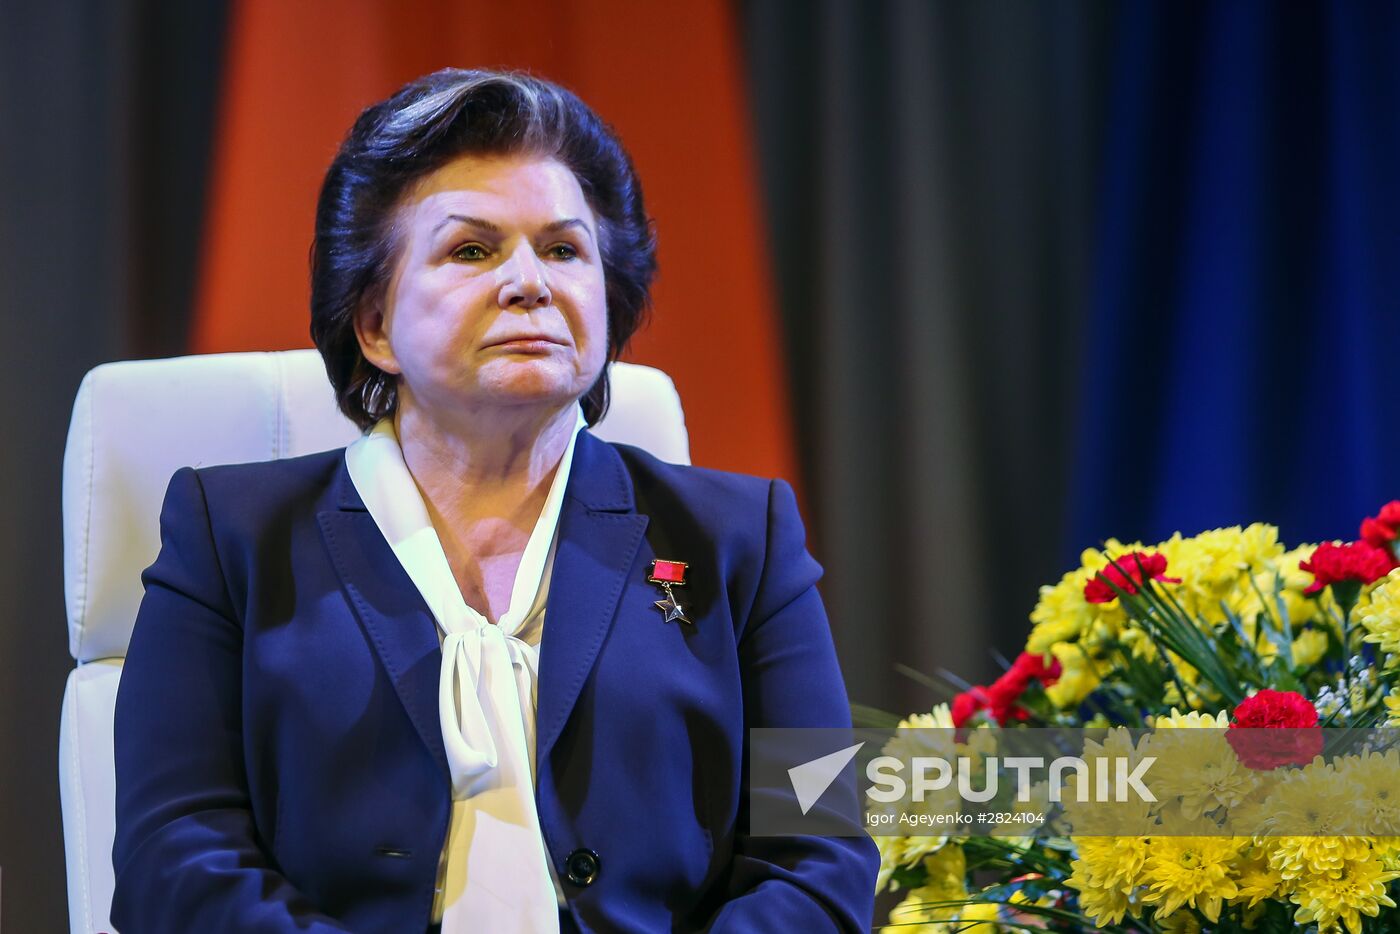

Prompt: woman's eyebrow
[
  {"left": 541, "top": 218, "right": 587, "bottom": 233},
  {"left": 432, "top": 213, "right": 501, "bottom": 235},
  {"left": 430, "top": 214, "right": 593, "bottom": 241},
  {"left": 541, "top": 218, "right": 594, "bottom": 242}
]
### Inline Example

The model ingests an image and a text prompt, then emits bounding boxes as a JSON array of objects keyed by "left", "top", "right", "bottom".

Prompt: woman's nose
[{"left": 497, "top": 243, "right": 551, "bottom": 310}]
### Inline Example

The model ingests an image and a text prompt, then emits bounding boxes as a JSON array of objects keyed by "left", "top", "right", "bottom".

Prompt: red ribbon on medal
[{"left": 647, "top": 559, "right": 691, "bottom": 624}]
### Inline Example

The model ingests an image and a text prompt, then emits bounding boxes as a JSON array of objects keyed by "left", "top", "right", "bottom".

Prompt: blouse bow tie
[{"left": 439, "top": 623, "right": 540, "bottom": 795}]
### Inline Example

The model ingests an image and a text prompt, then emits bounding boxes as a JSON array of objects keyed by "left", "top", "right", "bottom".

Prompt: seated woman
[{"left": 111, "top": 68, "right": 876, "bottom": 933}]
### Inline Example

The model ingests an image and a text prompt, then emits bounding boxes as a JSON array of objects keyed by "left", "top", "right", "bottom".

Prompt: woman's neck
[
  {"left": 393, "top": 397, "right": 577, "bottom": 531},
  {"left": 391, "top": 396, "right": 579, "bottom": 622}
]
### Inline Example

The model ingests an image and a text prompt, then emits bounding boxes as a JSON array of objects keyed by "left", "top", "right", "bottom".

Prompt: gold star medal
[{"left": 647, "top": 559, "right": 691, "bottom": 624}]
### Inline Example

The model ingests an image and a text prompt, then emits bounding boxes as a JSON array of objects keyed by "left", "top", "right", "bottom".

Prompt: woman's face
[{"left": 356, "top": 152, "right": 609, "bottom": 423}]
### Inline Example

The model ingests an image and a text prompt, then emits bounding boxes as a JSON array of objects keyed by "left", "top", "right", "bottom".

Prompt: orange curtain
[{"left": 193, "top": 0, "right": 795, "bottom": 481}]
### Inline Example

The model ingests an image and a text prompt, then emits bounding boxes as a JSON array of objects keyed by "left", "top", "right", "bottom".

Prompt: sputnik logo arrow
[{"left": 787, "top": 742, "right": 865, "bottom": 815}]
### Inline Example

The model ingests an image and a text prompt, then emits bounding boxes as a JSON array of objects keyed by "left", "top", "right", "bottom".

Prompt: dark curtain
[
  {"left": 0, "top": 2, "right": 225, "bottom": 928},
  {"left": 1070, "top": 0, "right": 1400, "bottom": 552},
  {"left": 744, "top": 0, "right": 1400, "bottom": 723},
  {"left": 9, "top": 0, "right": 1400, "bottom": 927},
  {"left": 742, "top": 0, "right": 1117, "bottom": 713}
]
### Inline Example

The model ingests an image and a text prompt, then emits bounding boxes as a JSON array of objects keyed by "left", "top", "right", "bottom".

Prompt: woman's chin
[{"left": 474, "top": 360, "right": 588, "bottom": 408}]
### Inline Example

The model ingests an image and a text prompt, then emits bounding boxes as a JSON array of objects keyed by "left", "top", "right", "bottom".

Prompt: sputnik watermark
[
  {"left": 787, "top": 742, "right": 865, "bottom": 815},
  {"left": 865, "top": 755, "right": 1157, "bottom": 804},
  {"left": 748, "top": 727, "right": 1400, "bottom": 837}
]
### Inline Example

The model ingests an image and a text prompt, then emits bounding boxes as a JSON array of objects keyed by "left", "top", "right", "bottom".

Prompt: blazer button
[{"left": 564, "top": 848, "right": 600, "bottom": 886}]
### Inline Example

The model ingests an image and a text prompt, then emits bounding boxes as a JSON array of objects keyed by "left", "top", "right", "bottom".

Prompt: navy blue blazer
[{"left": 111, "top": 430, "right": 878, "bottom": 933}]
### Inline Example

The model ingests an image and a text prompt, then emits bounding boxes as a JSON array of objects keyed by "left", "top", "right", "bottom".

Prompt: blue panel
[{"left": 1069, "top": 0, "right": 1400, "bottom": 559}]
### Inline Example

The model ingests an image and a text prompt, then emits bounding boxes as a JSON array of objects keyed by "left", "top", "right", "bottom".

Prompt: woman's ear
[{"left": 353, "top": 293, "right": 401, "bottom": 376}]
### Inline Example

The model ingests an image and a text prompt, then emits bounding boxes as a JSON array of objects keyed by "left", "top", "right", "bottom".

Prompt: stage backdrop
[
  {"left": 190, "top": 0, "right": 796, "bottom": 484},
  {"left": 743, "top": 0, "right": 1400, "bottom": 715},
  {"left": 6, "top": 2, "right": 1400, "bottom": 929}
]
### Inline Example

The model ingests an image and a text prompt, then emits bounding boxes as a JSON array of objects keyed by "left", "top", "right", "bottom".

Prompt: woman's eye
[
  {"left": 546, "top": 243, "right": 579, "bottom": 261},
  {"left": 452, "top": 243, "right": 490, "bottom": 261}
]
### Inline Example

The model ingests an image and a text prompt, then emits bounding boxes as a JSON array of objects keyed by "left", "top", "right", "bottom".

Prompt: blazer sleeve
[
  {"left": 111, "top": 467, "right": 352, "bottom": 933},
  {"left": 704, "top": 479, "right": 879, "bottom": 933}
]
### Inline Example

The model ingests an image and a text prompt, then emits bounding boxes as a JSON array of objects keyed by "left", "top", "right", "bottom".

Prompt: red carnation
[
  {"left": 1361, "top": 518, "right": 1395, "bottom": 549},
  {"left": 1361, "top": 501, "right": 1400, "bottom": 548},
  {"left": 951, "top": 687, "right": 991, "bottom": 727},
  {"left": 1298, "top": 540, "right": 1394, "bottom": 595},
  {"left": 1232, "top": 689, "right": 1318, "bottom": 728},
  {"left": 1084, "top": 551, "right": 1181, "bottom": 604},
  {"left": 1008, "top": 655, "right": 1058, "bottom": 691},
  {"left": 1009, "top": 651, "right": 1062, "bottom": 687},
  {"left": 985, "top": 677, "right": 1030, "bottom": 724},
  {"left": 1226, "top": 689, "right": 1322, "bottom": 770},
  {"left": 951, "top": 653, "right": 1062, "bottom": 727}
]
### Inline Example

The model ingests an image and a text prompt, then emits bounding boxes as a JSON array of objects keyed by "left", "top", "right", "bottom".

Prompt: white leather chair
[{"left": 59, "top": 349, "right": 689, "bottom": 933}]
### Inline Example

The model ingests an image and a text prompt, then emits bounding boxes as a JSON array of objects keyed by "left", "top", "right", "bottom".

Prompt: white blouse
[{"left": 344, "top": 408, "right": 585, "bottom": 933}]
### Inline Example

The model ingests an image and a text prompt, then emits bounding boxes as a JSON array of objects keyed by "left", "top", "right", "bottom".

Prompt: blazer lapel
[
  {"left": 536, "top": 431, "right": 649, "bottom": 764},
  {"left": 318, "top": 462, "right": 450, "bottom": 782},
  {"left": 313, "top": 433, "right": 647, "bottom": 779}
]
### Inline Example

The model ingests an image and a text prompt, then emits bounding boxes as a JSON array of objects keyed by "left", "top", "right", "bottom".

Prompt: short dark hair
[{"left": 310, "top": 68, "right": 656, "bottom": 430}]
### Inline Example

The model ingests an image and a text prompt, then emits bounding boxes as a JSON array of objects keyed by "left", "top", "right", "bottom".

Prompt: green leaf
[
  {"left": 894, "top": 663, "right": 958, "bottom": 696},
  {"left": 851, "top": 703, "right": 902, "bottom": 729},
  {"left": 1251, "top": 571, "right": 1296, "bottom": 668}
]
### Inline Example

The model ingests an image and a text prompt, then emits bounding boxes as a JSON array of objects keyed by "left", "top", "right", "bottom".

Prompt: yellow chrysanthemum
[
  {"left": 1291, "top": 627, "right": 1330, "bottom": 668},
  {"left": 1151, "top": 805, "right": 1234, "bottom": 838},
  {"left": 1386, "top": 692, "right": 1400, "bottom": 727},
  {"left": 1161, "top": 682, "right": 1218, "bottom": 713},
  {"left": 1152, "top": 707, "right": 1229, "bottom": 729},
  {"left": 883, "top": 892, "right": 954, "bottom": 933},
  {"left": 1156, "top": 911, "right": 1203, "bottom": 933},
  {"left": 1230, "top": 846, "right": 1285, "bottom": 908},
  {"left": 1359, "top": 570, "right": 1400, "bottom": 663},
  {"left": 1226, "top": 522, "right": 1284, "bottom": 571},
  {"left": 1258, "top": 759, "right": 1371, "bottom": 876},
  {"left": 1231, "top": 589, "right": 1288, "bottom": 661},
  {"left": 1144, "top": 713, "right": 1256, "bottom": 820},
  {"left": 1268, "top": 836, "right": 1374, "bottom": 884},
  {"left": 1008, "top": 886, "right": 1052, "bottom": 910},
  {"left": 1218, "top": 776, "right": 1280, "bottom": 837},
  {"left": 1026, "top": 564, "right": 1104, "bottom": 656},
  {"left": 881, "top": 846, "right": 970, "bottom": 932},
  {"left": 871, "top": 703, "right": 965, "bottom": 876},
  {"left": 954, "top": 900, "right": 1002, "bottom": 929},
  {"left": 882, "top": 707, "right": 957, "bottom": 767},
  {"left": 1233, "top": 539, "right": 1318, "bottom": 624},
  {"left": 1167, "top": 654, "right": 1204, "bottom": 696},
  {"left": 922, "top": 843, "right": 966, "bottom": 890},
  {"left": 875, "top": 833, "right": 949, "bottom": 894},
  {"left": 901, "top": 704, "right": 956, "bottom": 730},
  {"left": 1043, "top": 642, "right": 1105, "bottom": 709},
  {"left": 1139, "top": 835, "right": 1243, "bottom": 922},
  {"left": 987, "top": 784, "right": 1055, "bottom": 849},
  {"left": 1292, "top": 853, "right": 1400, "bottom": 934},
  {"left": 1333, "top": 749, "right": 1400, "bottom": 836},
  {"left": 1158, "top": 525, "right": 1283, "bottom": 625},
  {"left": 1119, "top": 623, "right": 1160, "bottom": 662},
  {"left": 1275, "top": 543, "right": 1321, "bottom": 593},
  {"left": 1066, "top": 836, "right": 1149, "bottom": 926},
  {"left": 958, "top": 723, "right": 999, "bottom": 764},
  {"left": 874, "top": 834, "right": 909, "bottom": 893},
  {"left": 1384, "top": 845, "right": 1400, "bottom": 872},
  {"left": 1261, "top": 543, "right": 1337, "bottom": 635},
  {"left": 1059, "top": 730, "right": 1158, "bottom": 835}
]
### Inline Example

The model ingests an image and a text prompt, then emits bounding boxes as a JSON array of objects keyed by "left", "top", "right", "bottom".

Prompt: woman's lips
[{"left": 485, "top": 336, "right": 564, "bottom": 353}]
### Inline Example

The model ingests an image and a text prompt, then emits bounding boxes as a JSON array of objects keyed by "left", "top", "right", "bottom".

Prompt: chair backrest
[{"left": 58, "top": 349, "right": 689, "bottom": 933}]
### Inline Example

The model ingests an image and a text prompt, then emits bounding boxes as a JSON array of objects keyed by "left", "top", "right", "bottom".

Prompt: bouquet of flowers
[{"left": 875, "top": 501, "right": 1400, "bottom": 933}]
